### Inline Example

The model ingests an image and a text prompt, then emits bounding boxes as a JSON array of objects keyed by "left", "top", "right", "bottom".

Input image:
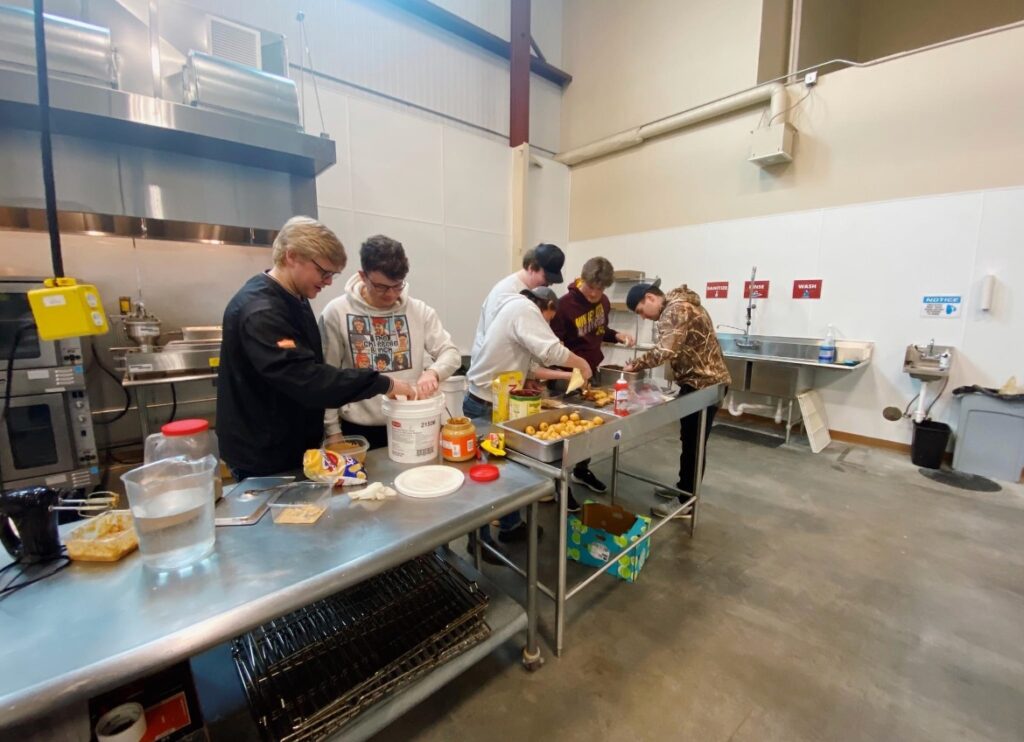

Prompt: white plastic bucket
[
  {"left": 440, "top": 375, "right": 467, "bottom": 420},
  {"left": 381, "top": 394, "right": 446, "bottom": 463}
]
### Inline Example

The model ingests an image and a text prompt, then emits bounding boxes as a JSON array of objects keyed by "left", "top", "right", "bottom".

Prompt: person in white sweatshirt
[
  {"left": 470, "top": 243, "right": 566, "bottom": 361},
  {"left": 319, "top": 235, "right": 461, "bottom": 449},
  {"left": 464, "top": 287, "right": 592, "bottom": 558},
  {"left": 465, "top": 288, "right": 592, "bottom": 410}
]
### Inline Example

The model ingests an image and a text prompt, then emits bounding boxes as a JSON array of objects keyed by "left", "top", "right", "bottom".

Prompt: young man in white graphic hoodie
[{"left": 319, "top": 235, "right": 461, "bottom": 449}]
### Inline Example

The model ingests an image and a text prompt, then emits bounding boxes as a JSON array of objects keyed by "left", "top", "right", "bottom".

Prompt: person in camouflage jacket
[{"left": 624, "top": 280, "right": 730, "bottom": 517}]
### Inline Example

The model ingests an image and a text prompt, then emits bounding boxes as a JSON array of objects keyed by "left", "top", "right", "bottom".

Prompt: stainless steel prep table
[
  {"left": 0, "top": 449, "right": 552, "bottom": 735},
  {"left": 490, "top": 384, "right": 725, "bottom": 656}
]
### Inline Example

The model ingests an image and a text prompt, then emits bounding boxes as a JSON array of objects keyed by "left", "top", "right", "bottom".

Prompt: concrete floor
[{"left": 372, "top": 423, "right": 1024, "bottom": 742}]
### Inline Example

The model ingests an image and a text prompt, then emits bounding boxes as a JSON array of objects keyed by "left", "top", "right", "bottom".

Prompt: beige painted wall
[
  {"left": 858, "top": 0, "right": 1024, "bottom": 61},
  {"left": 797, "top": 0, "right": 861, "bottom": 68},
  {"left": 560, "top": 0, "right": 764, "bottom": 150},
  {"left": 567, "top": 23, "right": 1024, "bottom": 241}
]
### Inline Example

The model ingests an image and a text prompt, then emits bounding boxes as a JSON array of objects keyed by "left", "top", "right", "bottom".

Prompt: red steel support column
[{"left": 509, "top": 0, "right": 530, "bottom": 147}]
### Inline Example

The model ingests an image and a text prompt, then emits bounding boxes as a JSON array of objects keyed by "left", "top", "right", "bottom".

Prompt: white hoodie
[
  {"left": 470, "top": 272, "right": 527, "bottom": 359},
  {"left": 320, "top": 274, "right": 461, "bottom": 431},
  {"left": 467, "top": 293, "right": 571, "bottom": 402}
]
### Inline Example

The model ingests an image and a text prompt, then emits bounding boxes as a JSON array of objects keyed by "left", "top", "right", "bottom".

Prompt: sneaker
[
  {"left": 567, "top": 490, "right": 582, "bottom": 513},
  {"left": 571, "top": 468, "right": 607, "bottom": 494},
  {"left": 497, "top": 522, "right": 545, "bottom": 544},
  {"left": 655, "top": 486, "right": 683, "bottom": 499},
  {"left": 650, "top": 498, "right": 694, "bottom": 519}
]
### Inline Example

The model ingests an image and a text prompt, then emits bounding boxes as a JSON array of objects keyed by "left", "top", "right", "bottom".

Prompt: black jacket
[{"left": 216, "top": 274, "right": 391, "bottom": 475}]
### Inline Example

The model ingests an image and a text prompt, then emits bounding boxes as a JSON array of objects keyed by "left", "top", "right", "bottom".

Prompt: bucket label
[{"left": 346, "top": 313, "right": 412, "bottom": 371}]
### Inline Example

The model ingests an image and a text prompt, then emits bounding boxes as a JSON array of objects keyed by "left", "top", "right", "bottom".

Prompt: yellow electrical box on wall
[{"left": 27, "top": 278, "right": 109, "bottom": 340}]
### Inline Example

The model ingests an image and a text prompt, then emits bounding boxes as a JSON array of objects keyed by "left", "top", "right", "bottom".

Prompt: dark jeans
[
  {"left": 462, "top": 392, "right": 522, "bottom": 542},
  {"left": 677, "top": 385, "right": 724, "bottom": 497},
  {"left": 338, "top": 420, "right": 389, "bottom": 450}
]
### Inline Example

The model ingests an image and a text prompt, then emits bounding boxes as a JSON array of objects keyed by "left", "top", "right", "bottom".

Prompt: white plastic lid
[{"left": 393, "top": 465, "right": 465, "bottom": 498}]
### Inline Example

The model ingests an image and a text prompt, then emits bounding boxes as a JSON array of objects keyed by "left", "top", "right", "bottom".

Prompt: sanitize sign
[{"left": 921, "top": 295, "right": 961, "bottom": 318}]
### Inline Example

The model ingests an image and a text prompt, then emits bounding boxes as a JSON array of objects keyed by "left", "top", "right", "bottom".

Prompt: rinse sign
[{"left": 921, "top": 295, "right": 961, "bottom": 318}]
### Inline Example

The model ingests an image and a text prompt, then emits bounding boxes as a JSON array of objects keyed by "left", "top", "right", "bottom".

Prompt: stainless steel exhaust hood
[{"left": 0, "top": 1, "right": 335, "bottom": 243}]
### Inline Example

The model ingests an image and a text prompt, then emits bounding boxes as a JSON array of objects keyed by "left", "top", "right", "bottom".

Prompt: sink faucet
[
  {"left": 716, "top": 266, "right": 761, "bottom": 349},
  {"left": 914, "top": 338, "right": 938, "bottom": 359}
]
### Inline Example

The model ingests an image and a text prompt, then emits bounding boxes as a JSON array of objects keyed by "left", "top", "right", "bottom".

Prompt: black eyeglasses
[
  {"left": 365, "top": 276, "right": 406, "bottom": 294},
  {"left": 310, "top": 258, "right": 341, "bottom": 280}
]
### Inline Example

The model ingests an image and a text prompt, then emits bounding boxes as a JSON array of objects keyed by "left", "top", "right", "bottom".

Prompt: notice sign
[
  {"left": 743, "top": 280, "right": 770, "bottom": 299},
  {"left": 706, "top": 281, "right": 729, "bottom": 299},
  {"left": 921, "top": 295, "right": 962, "bottom": 318},
  {"left": 792, "top": 279, "right": 823, "bottom": 299}
]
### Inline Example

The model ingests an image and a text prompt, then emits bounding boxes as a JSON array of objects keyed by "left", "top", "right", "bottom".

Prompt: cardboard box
[{"left": 567, "top": 502, "right": 651, "bottom": 583}]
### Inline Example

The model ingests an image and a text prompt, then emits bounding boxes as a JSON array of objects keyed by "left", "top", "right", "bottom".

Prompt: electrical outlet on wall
[{"left": 804, "top": 71, "right": 818, "bottom": 87}]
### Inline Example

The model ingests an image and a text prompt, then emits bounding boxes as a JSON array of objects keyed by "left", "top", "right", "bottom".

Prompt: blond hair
[{"left": 271, "top": 216, "right": 346, "bottom": 268}]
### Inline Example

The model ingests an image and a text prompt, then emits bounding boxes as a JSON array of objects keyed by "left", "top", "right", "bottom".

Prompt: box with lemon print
[{"left": 567, "top": 502, "right": 651, "bottom": 583}]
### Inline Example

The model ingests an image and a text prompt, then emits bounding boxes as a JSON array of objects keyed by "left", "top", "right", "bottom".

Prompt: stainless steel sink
[
  {"left": 717, "top": 333, "right": 873, "bottom": 369},
  {"left": 903, "top": 344, "right": 953, "bottom": 381}
]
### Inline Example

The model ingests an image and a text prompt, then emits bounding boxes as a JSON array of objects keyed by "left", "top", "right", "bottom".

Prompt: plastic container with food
[
  {"left": 64, "top": 510, "right": 139, "bottom": 562},
  {"left": 269, "top": 482, "right": 332, "bottom": 525},
  {"left": 324, "top": 435, "right": 369, "bottom": 463}
]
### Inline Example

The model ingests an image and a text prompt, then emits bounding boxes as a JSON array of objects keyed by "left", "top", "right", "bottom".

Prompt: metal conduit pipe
[
  {"left": 556, "top": 83, "right": 785, "bottom": 166},
  {"left": 556, "top": 17, "right": 1024, "bottom": 168}
]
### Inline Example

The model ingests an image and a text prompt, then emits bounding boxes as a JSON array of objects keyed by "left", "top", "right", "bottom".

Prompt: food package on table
[
  {"left": 490, "top": 371, "right": 524, "bottom": 424},
  {"left": 303, "top": 448, "right": 368, "bottom": 486},
  {"left": 65, "top": 510, "right": 138, "bottom": 562}
]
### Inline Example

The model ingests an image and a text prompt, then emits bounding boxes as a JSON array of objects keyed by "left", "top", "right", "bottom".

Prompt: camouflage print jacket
[{"left": 630, "top": 285, "right": 731, "bottom": 390}]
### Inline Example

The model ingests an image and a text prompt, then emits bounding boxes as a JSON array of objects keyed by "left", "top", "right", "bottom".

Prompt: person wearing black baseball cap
[
  {"left": 471, "top": 243, "right": 566, "bottom": 360},
  {"left": 624, "top": 280, "right": 730, "bottom": 520}
]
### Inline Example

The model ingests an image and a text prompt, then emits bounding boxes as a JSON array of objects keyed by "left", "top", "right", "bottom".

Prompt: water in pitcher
[{"left": 132, "top": 486, "right": 215, "bottom": 570}]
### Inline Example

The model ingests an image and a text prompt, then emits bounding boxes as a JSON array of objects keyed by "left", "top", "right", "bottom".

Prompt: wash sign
[{"left": 921, "top": 295, "right": 961, "bottom": 318}]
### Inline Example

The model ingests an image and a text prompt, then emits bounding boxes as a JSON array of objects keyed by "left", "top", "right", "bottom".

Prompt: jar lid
[
  {"left": 469, "top": 464, "right": 500, "bottom": 482},
  {"left": 161, "top": 418, "right": 209, "bottom": 436}
]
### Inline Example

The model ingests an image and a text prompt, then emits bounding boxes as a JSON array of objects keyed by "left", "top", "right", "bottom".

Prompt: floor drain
[{"left": 919, "top": 468, "right": 1002, "bottom": 492}]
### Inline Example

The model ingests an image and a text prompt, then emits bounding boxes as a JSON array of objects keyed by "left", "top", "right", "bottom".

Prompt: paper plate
[{"left": 394, "top": 465, "right": 465, "bottom": 499}]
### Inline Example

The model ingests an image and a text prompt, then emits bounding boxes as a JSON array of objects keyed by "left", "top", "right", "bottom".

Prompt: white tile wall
[
  {"left": 566, "top": 187, "right": 1024, "bottom": 445},
  {"left": 442, "top": 127, "right": 512, "bottom": 234},
  {"left": 348, "top": 98, "right": 445, "bottom": 223}
]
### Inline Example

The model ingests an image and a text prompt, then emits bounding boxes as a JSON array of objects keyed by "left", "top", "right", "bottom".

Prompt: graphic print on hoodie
[
  {"left": 347, "top": 314, "right": 411, "bottom": 371},
  {"left": 319, "top": 274, "right": 461, "bottom": 432}
]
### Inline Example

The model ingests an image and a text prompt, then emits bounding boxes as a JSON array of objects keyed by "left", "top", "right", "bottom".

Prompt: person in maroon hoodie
[{"left": 550, "top": 257, "right": 635, "bottom": 500}]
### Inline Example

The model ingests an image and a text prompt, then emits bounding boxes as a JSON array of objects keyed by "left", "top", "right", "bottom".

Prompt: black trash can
[{"left": 911, "top": 420, "right": 952, "bottom": 469}]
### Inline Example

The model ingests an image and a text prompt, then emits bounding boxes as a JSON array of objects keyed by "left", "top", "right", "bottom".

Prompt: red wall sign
[
  {"left": 743, "top": 280, "right": 770, "bottom": 299},
  {"left": 705, "top": 281, "right": 729, "bottom": 299},
  {"left": 792, "top": 279, "right": 823, "bottom": 299}
]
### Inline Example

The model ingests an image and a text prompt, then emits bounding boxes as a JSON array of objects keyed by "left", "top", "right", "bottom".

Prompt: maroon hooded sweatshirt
[{"left": 549, "top": 280, "right": 620, "bottom": 374}]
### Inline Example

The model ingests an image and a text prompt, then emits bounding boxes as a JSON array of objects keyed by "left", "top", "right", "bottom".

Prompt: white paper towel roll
[{"left": 980, "top": 274, "right": 996, "bottom": 312}]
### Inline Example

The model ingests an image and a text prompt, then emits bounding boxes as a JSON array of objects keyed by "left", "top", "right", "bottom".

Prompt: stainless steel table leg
[
  {"left": 786, "top": 399, "right": 794, "bottom": 445},
  {"left": 473, "top": 529, "right": 482, "bottom": 572},
  {"left": 555, "top": 470, "right": 569, "bottom": 656},
  {"left": 522, "top": 499, "right": 543, "bottom": 671},
  {"left": 691, "top": 407, "right": 708, "bottom": 538},
  {"left": 136, "top": 384, "right": 152, "bottom": 439},
  {"left": 609, "top": 444, "right": 620, "bottom": 506}
]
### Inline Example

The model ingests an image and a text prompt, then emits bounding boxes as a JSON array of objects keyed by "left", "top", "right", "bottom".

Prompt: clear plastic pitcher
[{"left": 121, "top": 455, "right": 218, "bottom": 570}]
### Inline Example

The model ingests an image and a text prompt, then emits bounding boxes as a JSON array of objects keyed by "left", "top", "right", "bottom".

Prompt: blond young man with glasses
[{"left": 319, "top": 234, "right": 461, "bottom": 450}]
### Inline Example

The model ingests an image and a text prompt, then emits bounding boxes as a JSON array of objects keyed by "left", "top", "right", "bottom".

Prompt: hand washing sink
[
  {"left": 717, "top": 334, "right": 872, "bottom": 368},
  {"left": 903, "top": 344, "right": 953, "bottom": 381}
]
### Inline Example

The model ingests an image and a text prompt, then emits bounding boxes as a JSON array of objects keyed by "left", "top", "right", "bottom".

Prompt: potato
[
  {"left": 539, "top": 421, "right": 549, "bottom": 431},
  {"left": 525, "top": 425, "right": 536, "bottom": 435},
  {"left": 592, "top": 416, "right": 605, "bottom": 425},
  {"left": 569, "top": 412, "right": 581, "bottom": 422},
  {"left": 560, "top": 414, "right": 569, "bottom": 423}
]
